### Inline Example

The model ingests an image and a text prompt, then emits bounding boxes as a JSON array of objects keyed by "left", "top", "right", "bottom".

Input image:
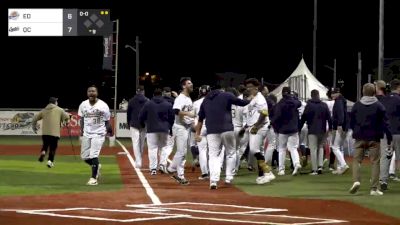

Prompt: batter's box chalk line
[{"left": 2, "top": 202, "right": 348, "bottom": 224}]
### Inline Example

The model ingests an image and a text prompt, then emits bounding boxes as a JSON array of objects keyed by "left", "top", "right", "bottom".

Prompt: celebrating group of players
[
  {"left": 127, "top": 76, "right": 388, "bottom": 191},
  {"left": 33, "top": 77, "right": 400, "bottom": 194}
]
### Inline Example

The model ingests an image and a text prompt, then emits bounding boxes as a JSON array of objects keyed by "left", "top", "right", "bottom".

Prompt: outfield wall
[{"left": 0, "top": 110, "right": 130, "bottom": 138}]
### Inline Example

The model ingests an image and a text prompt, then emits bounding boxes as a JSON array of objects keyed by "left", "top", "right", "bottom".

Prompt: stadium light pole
[
  {"left": 125, "top": 36, "right": 140, "bottom": 90},
  {"left": 378, "top": 0, "right": 384, "bottom": 80},
  {"left": 313, "top": 0, "right": 317, "bottom": 77}
]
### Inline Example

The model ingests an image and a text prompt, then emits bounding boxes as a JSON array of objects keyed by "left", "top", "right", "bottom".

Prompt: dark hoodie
[
  {"left": 163, "top": 95, "right": 175, "bottom": 105},
  {"left": 127, "top": 94, "right": 148, "bottom": 129},
  {"left": 139, "top": 96, "right": 174, "bottom": 133},
  {"left": 271, "top": 95, "right": 301, "bottom": 134},
  {"left": 350, "top": 96, "right": 392, "bottom": 143},
  {"left": 381, "top": 92, "right": 400, "bottom": 134},
  {"left": 300, "top": 99, "right": 332, "bottom": 135},
  {"left": 198, "top": 90, "right": 249, "bottom": 134},
  {"left": 332, "top": 95, "right": 348, "bottom": 131}
]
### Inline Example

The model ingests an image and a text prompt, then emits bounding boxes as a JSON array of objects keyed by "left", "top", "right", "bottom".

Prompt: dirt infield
[{"left": 0, "top": 145, "right": 399, "bottom": 225}]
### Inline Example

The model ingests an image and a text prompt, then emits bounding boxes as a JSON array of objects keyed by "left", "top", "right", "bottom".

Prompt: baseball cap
[{"left": 49, "top": 97, "right": 58, "bottom": 104}]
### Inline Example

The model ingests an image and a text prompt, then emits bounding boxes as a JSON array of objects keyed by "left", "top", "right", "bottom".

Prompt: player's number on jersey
[
  {"left": 92, "top": 117, "right": 101, "bottom": 125},
  {"left": 68, "top": 27, "right": 72, "bottom": 33},
  {"left": 231, "top": 109, "right": 235, "bottom": 118}
]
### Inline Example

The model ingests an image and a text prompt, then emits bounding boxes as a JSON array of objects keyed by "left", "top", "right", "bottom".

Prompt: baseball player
[
  {"left": 330, "top": 88, "right": 350, "bottom": 175},
  {"left": 271, "top": 86, "right": 302, "bottom": 176},
  {"left": 299, "top": 90, "right": 332, "bottom": 175},
  {"left": 193, "top": 85, "right": 211, "bottom": 179},
  {"left": 226, "top": 86, "right": 248, "bottom": 172},
  {"left": 323, "top": 90, "right": 335, "bottom": 170},
  {"left": 195, "top": 85, "right": 249, "bottom": 189},
  {"left": 168, "top": 77, "right": 195, "bottom": 185},
  {"left": 159, "top": 87, "right": 176, "bottom": 173},
  {"left": 32, "top": 97, "right": 70, "bottom": 168},
  {"left": 262, "top": 91, "right": 278, "bottom": 168},
  {"left": 378, "top": 79, "right": 400, "bottom": 190},
  {"left": 298, "top": 99, "right": 310, "bottom": 167},
  {"left": 127, "top": 85, "right": 149, "bottom": 169},
  {"left": 78, "top": 85, "right": 112, "bottom": 186},
  {"left": 242, "top": 78, "right": 276, "bottom": 184},
  {"left": 139, "top": 89, "right": 174, "bottom": 175}
]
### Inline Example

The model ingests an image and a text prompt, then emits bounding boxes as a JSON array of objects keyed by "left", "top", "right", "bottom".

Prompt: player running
[{"left": 78, "top": 85, "right": 112, "bottom": 186}]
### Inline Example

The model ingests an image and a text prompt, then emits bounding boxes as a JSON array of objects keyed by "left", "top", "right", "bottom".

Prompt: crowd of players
[{"left": 126, "top": 78, "right": 400, "bottom": 194}]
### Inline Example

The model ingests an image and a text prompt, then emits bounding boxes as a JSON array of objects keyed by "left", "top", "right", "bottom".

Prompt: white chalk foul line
[
  {"left": 12, "top": 207, "right": 189, "bottom": 223},
  {"left": 116, "top": 139, "right": 161, "bottom": 205},
  {"left": 127, "top": 202, "right": 287, "bottom": 215}
]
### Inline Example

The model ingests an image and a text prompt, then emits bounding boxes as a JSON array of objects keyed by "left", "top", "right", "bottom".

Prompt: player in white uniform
[
  {"left": 159, "top": 87, "right": 177, "bottom": 173},
  {"left": 323, "top": 94, "right": 335, "bottom": 169},
  {"left": 193, "top": 85, "right": 211, "bottom": 179},
  {"left": 226, "top": 86, "right": 249, "bottom": 172},
  {"left": 298, "top": 100, "right": 309, "bottom": 167},
  {"left": 242, "top": 78, "right": 275, "bottom": 184},
  {"left": 168, "top": 78, "right": 195, "bottom": 185},
  {"left": 78, "top": 86, "right": 112, "bottom": 186}
]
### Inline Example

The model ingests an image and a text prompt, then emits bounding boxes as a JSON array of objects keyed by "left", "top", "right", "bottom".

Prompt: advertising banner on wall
[
  {"left": 0, "top": 111, "right": 41, "bottom": 135},
  {"left": 115, "top": 112, "right": 130, "bottom": 138}
]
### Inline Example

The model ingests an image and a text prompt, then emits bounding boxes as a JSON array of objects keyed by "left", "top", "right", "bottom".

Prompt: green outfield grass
[
  {"left": 0, "top": 136, "right": 133, "bottom": 147},
  {"left": 0, "top": 155, "right": 123, "bottom": 196},
  {"left": 234, "top": 163, "right": 400, "bottom": 218}
]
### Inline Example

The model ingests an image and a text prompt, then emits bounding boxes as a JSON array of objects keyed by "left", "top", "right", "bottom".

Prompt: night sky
[{"left": 3, "top": 0, "right": 400, "bottom": 109}]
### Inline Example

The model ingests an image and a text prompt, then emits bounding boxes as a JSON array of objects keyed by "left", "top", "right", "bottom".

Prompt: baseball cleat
[
  {"left": 38, "top": 151, "right": 45, "bottom": 162},
  {"left": 337, "top": 165, "right": 349, "bottom": 175},
  {"left": 256, "top": 175, "right": 271, "bottom": 185},
  {"left": 292, "top": 165, "right": 301, "bottom": 176},
  {"left": 87, "top": 178, "right": 98, "bottom": 186},
  {"left": 198, "top": 174, "right": 210, "bottom": 180},
  {"left": 349, "top": 181, "right": 360, "bottom": 194},
  {"left": 277, "top": 170, "right": 285, "bottom": 176},
  {"left": 158, "top": 165, "right": 169, "bottom": 174},
  {"left": 47, "top": 160, "right": 54, "bottom": 168},
  {"left": 370, "top": 189, "right": 383, "bottom": 196},
  {"left": 210, "top": 182, "right": 218, "bottom": 190},
  {"left": 265, "top": 172, "right": 276, "bottom": 181},
  {"left": 310, "top": 171, "right": 318, "bottom": 175},
  {"left": 179, "top": 178, "right": 190, "bottom": 185},
  {"left": 225, "top": 179, "right": 233, "bottom": 185}
]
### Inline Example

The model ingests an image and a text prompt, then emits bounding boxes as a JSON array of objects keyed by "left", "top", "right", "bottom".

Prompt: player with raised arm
[{"left": 78, "top": 85, "right": 112, "bottom": 186}]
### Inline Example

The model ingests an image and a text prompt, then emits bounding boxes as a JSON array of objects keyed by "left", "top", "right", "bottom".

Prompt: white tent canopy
[
  {"left": 271, "top": 58, "right": 329, "bottom": 101},
  {"left": 270, "top": 58, "right": 354, "bottom": 111}
]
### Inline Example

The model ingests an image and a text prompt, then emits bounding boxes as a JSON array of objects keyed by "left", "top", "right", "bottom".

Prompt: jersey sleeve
[
  {"left": 173, "top": 95, "right": 183, "bottom": 110},
  {"left": 78, "top": 102, "right": 84, "bottom": 117},
  {"left": 257, "top": 95, "right": 269, "bottom": 113},
  {"left": 103, "top": 103, "right": 111, "bottom": 121}
]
